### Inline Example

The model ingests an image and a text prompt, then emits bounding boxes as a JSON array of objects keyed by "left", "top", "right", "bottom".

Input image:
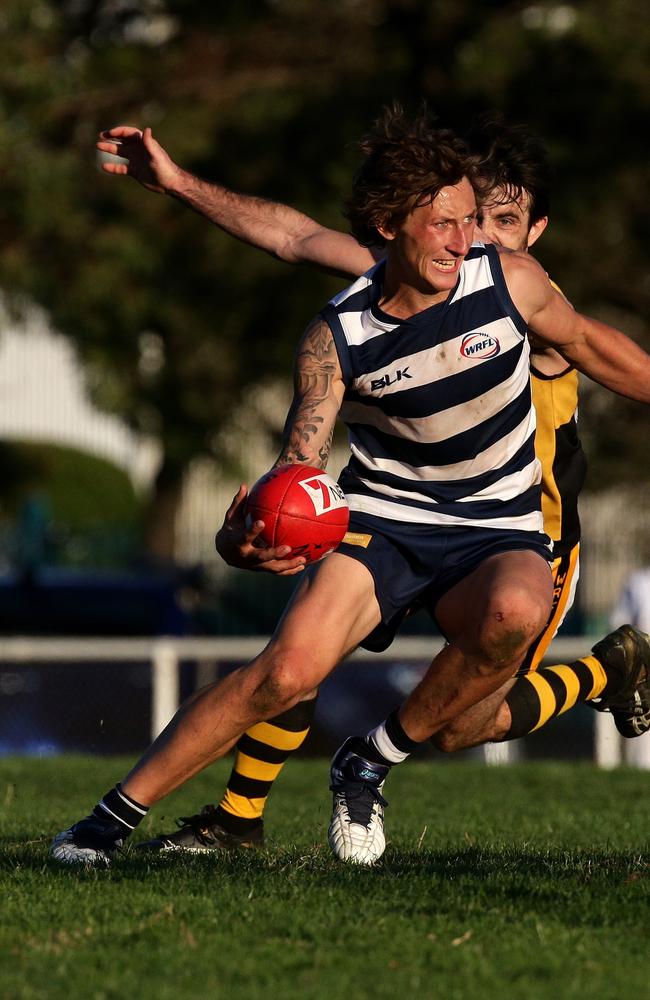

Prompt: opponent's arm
[
  {"left": 215, "top": 316, "right": 345, "bottom": 573},
  {"left": 502, "top": 251, "right": 650, "bottom": 402},
  {"left": 96, "top": 126, "right": 377, "bottom": 278}
]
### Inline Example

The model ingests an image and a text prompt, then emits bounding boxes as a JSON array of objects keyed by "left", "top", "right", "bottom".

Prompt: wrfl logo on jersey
[
  {"left": 460, "top": 332, "right": 501, "bottom": 359},
  {"left": 299, "top": 475, "right": 348, "bottom": 516}
]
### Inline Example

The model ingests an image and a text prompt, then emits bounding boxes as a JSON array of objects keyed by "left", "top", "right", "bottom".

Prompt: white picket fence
[{"left": 0, "top": 634, "right": 647, "bottom": 768}]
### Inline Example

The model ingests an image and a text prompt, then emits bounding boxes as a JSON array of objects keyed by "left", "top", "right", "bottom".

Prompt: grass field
[{"left": 0, "top": 756, "right": 647, "bottom": 1000}]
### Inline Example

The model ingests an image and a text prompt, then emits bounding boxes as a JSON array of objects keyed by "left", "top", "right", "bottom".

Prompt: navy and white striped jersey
[{"left": 321, "top": 242, "right": 543, "bottom": 533}]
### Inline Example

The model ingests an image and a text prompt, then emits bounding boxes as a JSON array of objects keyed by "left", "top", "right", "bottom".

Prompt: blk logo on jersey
[
  {"left": 370, "top": 366, "right": 412, "bottom": 391},
  {"left": 299, "top": 476, "right": 348, "bottom": 516},
  {"left": 460, "top": 333, "right": 500, "bottom": 359}
]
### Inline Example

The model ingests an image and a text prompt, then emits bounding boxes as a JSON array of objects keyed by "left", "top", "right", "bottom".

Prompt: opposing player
[
  {"left": 51, "top": 107, "right": 650, "bottom": 865},
  {"left": 88, "top": 115, "right": 649, "bottom": 857}
]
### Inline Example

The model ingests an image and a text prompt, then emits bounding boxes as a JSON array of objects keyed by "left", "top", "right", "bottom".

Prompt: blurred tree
[
  {"left": 0, "top": 0, "right": 648, "bottom": 559},
  {"left": 0, "top": 442, "right": 142, "bottom": 570}
]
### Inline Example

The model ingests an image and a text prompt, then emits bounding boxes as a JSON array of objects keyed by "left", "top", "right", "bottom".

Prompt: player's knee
[
  {"left": 478, "top": 626, "right": 530, "bottom": 673},
  {"left": 249, "top": 650, "right": 316, "bottom": 716},
  {"left": 478, "top": 593, "right": 548, "bottom": 673}
]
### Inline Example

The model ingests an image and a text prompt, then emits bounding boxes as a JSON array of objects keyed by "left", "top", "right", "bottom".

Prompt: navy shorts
[{"left": 336, "top": 512, "right": 552, "bottom": 652}]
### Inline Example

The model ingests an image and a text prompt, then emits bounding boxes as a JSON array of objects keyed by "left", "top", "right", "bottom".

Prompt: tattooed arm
[
  {"left": 275, "top": 315, "right": 345, "bottom": 469},
  {"left": 215, "top": 316, "right": 345, "bottom": 574}
]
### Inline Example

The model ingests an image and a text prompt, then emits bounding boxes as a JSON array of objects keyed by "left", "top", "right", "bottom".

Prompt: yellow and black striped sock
[
  {"left": 504, "top": 655, "right": 612, "bottom": 741},
  {"left": 215, "top": 695, "right": 317, "bottom": 835}
]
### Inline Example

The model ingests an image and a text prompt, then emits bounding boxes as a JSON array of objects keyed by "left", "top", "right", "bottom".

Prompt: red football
[{"left": 245, "top": 465, "right": 350, "bottom": 564}]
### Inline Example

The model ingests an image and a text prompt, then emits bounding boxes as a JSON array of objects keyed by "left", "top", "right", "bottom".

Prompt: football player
[{"left": 50, "top": 110, "right": 650, "bottom": 864}]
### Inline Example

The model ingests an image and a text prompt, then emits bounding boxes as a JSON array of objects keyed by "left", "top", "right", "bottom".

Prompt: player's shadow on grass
[
  {"left": 2, "top": 841, "right": 644, "bottom": 888},
  {"left": 381, "top": 844, "right": 646, "bottom": 878}
]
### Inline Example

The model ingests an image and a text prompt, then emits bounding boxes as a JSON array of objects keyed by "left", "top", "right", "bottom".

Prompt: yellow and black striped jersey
[{"left": 531, "top": 363, "right": 586, "bottom": 556}]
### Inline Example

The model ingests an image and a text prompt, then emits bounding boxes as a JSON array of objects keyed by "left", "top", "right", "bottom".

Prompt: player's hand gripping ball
[{"left": 245, "top": 465, "right": 350, "bottom": 564}]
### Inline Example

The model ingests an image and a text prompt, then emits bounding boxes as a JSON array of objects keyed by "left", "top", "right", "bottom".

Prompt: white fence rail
[{"left": 0, "top": 635, "right": 647, "bottom": 768}]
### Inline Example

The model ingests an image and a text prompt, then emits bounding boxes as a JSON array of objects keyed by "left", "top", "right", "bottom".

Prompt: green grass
[{"left": 0, "top": 757, "right": 647, "bottom": 1000}]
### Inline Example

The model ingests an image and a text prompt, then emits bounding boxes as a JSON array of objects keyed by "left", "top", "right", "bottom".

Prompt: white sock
[{"left": 367, "top": 720, "right": 412, "bottom": 764}]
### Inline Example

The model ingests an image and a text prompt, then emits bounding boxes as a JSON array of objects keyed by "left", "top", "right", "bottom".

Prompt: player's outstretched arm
[
  {"left": 503, "top": 251, "right": 650, "bottom": 403},
  {"left": 96, "top": 126, "right": 376, "bottom": 278},
  {"left": 215, "top": 316, "right": 345, "bottom": 574},
  {"left": 96, "top": 125, "right": 180, "bottom": 193}
]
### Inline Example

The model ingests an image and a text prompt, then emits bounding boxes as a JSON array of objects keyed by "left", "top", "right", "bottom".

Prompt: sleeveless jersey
[
  {"left": 321, "top": 242, "right": 544, "bottom": 534},
  {"left": 531, "top": 364, "right": 586, "bottom": 555}
]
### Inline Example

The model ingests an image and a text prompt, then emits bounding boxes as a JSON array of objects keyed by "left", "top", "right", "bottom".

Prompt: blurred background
[{"left": 0, "top": 0, "right": 648, "bottom": 760}]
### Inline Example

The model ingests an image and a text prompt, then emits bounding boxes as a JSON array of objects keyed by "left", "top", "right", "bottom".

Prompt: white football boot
[
  {"left": 50, "top": 816, "right": 123, "bottom": 866},
  {"left": 328, "top": 738, "right": 390, "bottom": 865}
]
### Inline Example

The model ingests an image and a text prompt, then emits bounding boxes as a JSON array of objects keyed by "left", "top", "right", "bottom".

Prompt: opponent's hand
[
  {"left": 96, "top": 126, "right": 182, "bottom": 194},
  {"left": 214, "top": 485, "right": 307, "bottom": 576}
]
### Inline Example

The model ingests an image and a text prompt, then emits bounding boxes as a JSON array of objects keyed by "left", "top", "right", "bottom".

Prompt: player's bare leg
[
  {"left": 135, "top": 690, "right": 319, "bottom": 854},
  {"left": 430, "top": 677, "right": 516, "bottom": 750},
  {"left": 433, "top": 625, "right": 650, "bottom": 752},
  {"left": 51, "top": 553, "right": 381, "bottom": 865},
  {"left": 328, "top": 550, "right": 552, "bottom": 864},
  {"left": 394, "top": 551, "right": 552, "bottom": 740},
  {"left": 329, "top": 598, "right": 650, "bottom": 866}
]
